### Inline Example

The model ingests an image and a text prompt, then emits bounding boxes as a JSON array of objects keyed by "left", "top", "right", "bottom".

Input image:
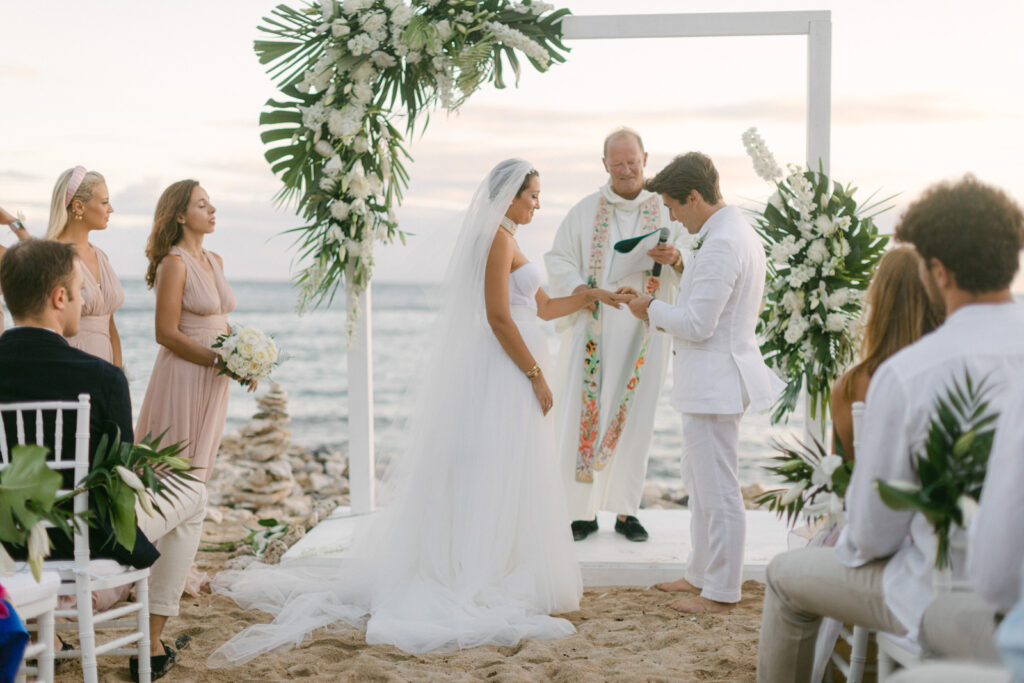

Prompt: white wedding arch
[{"left": 346, "top": 9, "right": 833, "bottom": 514}]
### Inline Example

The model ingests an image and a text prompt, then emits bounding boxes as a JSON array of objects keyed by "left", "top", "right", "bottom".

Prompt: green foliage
[
  {"left": 253, "top": 0, "right": 571, "bottom": 318},
  {"left": 0, "top": 445, "right": 74, "bottom": 550},
  {"left": 875, "top": 371, "right": 998, "bottom": 569},
  {"left": 752, "top": 165, "right": 892, "bottom": 429},
  {"left": 755, "top": 433, "right": 854, "bottom": 528}
]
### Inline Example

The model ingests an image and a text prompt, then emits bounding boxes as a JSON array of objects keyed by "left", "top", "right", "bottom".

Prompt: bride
[{"left": 209, "top": 159, "right": 629, "bottom": 662}]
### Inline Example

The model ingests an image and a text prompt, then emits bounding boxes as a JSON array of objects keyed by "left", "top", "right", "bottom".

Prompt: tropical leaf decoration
[
  {"left": 254, "top": 0, "right": 570, "bottom": 326},
  {"left": 755, "top": 433, "right": 853, "bottom": 528},
  {"left": 742, "top": 127, "right": 892, "bottom": 431},
  {"left": 875, "top": 371, "right": 998, "bottom": 569}
]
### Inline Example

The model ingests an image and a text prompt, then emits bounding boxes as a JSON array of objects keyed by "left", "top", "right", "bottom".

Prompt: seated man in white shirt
[{"left": 756, "top": 176, "right": 1024, "bottom": 683}]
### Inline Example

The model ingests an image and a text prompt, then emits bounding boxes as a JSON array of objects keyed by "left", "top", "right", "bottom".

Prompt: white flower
[
  {"left": 367, "top": 172, "right": 383, "bottom": 198},
  {"left": 814, "top": 214, "right": 837, "bottom": 237},
  {"left": 383, "top": 0, "right": 402, "bottom": 9},
  {"left": 341, "top": 0, "right": 372, "bottom": 14},
  {"left": 331, "top": 20, "right": 352, "bottom": 38},
  {"left": 807, "top": 239, "right": 829, "bottom": 264},
  {"left": 330, "top": 201, "right": 351, "bottom": 222},
  {"left": 456, "top": 10, "right": 474, "bottom": 23},
  {"left": 771, "top": 235, "right": 800, "bottom": 263},
  {"left": 115, "top": 465, "right": 145, "bottom": 493},
  {"left": 742, "top": 127, "right": 783, "bottom": 182},
  {"left": 781, "top": 289, "right": 804, "bottom": 314},
  {"left": 434, "top": 19, "right": 453, "bottom": 41},
  {"left": 823, "top": 287, "right": 852, "bottom": 308},
  {"left": 361, "top": 10, "right": 387, "bottom": 34},
  {"left": 836, "top": 215, "right": 852, "bottom": 232},
  {"left": 300, "top": 101, "right": 329, "bottom": 131},
  {"left": 787, "top": 263, "right": 815, "bottom": 289},
  {"left": 825, "top": 312, "right": 846, "bottom": 332},
  {"left": 347, "top": 33, "right": 379, "bottom": 55},
  {"left": 390, "top": 5, "right": 414, "bottom": 27},
  {"left": 347, "top": 165, "right": 370, "bottom": 200},
  {"left": 796, "top": 219, "right": 815, "bottom": 238},
  {"left": 484, "top": 20, "right": 550, "bottom": 67},
  {"left": 958, "top": 495, "right": 979, "bottom": 527},
  {"left": 352, "top": 61, "right": 377, "bottom": 82},
  {"left": 780, "top": 480, "right": 808, "bottom": 506},
  {"left": 406, "top": 50, "right": 422, "bottom": 64},
  {"left": 767, "top": 191, "right": 784, "bottom": 212},
  {"left": 324, "top": 154, "right": 344, "bottom": 178},
  {"left": 28, "top": 521, "right": 50, "bottom": 580},
  {"left": 371, "top": 50, "right": 397, "bottom": 68},
  {"left": 321, "top": 0, "right": 335, "bottom": 22},
  {"left": 352, "top": 81, "right": 374, "bottom": 104},
  {"left": 314, "top": 140, "right": 335, "bottom": 157},
  {"left": 812, "top": 454, "right": 843, "bottom": 488},
  {"left": 327, "top": 224, "right": 344, "bottom": 244},
  {"left": 353, "top": 136, "right": 370, "bottom": 153},
  {"left": 784, "top": 313, "right": 810, "bottom": 345}
]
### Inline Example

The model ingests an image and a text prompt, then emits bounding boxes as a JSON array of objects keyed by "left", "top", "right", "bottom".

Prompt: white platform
[{"left": 285, "top": 507, "right": 794, "bottom": 587}]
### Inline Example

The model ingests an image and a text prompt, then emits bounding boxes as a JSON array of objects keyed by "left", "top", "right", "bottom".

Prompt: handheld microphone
[{"left": 650, "top": 227, "right": 670, "bottom": 277}]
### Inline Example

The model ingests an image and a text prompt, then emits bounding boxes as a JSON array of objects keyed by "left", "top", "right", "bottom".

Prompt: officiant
[{"left": 545, "top": 127, "right": 687, "bottom": 543}]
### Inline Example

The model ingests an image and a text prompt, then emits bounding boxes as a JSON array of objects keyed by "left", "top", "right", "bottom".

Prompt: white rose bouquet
[{"left": 213, "top": 325, "right": 281, "bottom": 387}]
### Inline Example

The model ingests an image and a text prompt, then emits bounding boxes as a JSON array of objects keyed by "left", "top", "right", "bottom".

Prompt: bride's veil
[{"left": 208, "top": 159, "right": 537, "bottom": 666}]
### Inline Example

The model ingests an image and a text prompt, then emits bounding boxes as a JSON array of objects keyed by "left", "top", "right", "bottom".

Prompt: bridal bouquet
[
  {"left": 755, "top": 435, "right": 853, "bottom": 528},
  {"left": 742, "top": 127, "right": 891, "bottom": 431},
  {"left": 875, "top": 372, "right": 997, "bottom": 569},
  {"left": 213, "top": 325, "right": 281, "bottom": 387}
]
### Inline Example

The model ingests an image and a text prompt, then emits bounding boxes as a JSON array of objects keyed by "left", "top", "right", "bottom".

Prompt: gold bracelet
[{"left": 525, "top": 363, "right": 541, "bottom": 379}]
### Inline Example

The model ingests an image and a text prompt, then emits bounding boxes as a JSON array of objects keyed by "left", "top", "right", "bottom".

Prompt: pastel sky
[{"left": 2, "top": 0, "right": 1023, "bottom": 290}]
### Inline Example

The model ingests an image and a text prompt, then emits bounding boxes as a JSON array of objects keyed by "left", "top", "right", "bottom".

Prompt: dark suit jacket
[{"left": 0, "top": 327, "right": 159, "bottom": 568}]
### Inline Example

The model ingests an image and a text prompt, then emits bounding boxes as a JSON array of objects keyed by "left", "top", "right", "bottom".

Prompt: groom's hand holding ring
[{"left": 628, "top": 294, "right": 654, "bottom": 322}]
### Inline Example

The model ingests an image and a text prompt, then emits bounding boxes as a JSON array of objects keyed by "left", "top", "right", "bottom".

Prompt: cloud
[{"left": 0, "top": 169, "right": 47, "bottom": 182}]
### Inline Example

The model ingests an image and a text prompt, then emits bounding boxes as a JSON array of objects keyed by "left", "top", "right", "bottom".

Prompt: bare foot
[
  {"left": 654, "top": 577, "right": 701, "bottom": 593},
  {"left": 667, "top": 595, "right": 737, "bottom": 614}
]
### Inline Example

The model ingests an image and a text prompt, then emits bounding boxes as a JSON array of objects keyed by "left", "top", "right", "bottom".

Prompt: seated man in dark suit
[{"left": 0, "top": 239, "right": 206, "bottom": 679}]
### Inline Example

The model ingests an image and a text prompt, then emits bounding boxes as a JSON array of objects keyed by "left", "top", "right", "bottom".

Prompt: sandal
[{"left": 129, "top": 642, "right": 177, "bottom": 682}]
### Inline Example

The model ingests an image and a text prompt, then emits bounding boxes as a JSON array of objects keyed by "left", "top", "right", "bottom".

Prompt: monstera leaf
[{"left": 0, "top": 445, "right": 63, "bottom": 544}]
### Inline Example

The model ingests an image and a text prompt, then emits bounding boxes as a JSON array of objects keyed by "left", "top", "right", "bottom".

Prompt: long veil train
[{"left": 208, "top": 159, "right": 582, "bottom": 664}]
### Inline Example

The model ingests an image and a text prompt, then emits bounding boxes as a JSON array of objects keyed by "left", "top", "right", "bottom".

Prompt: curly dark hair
[
  {"left": 644, "top": 152, "right": 722, "bottom": 204},
  {"left": 895, "top": 175, "right": 1024, "bottom": 293}
]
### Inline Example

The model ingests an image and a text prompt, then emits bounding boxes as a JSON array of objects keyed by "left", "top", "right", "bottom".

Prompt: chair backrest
[
  {"left": 0, "top": 394, "right": 92, "bottom": 565},
  {"left": 851, "top": 401, "right": 866, "bottom": 456}
]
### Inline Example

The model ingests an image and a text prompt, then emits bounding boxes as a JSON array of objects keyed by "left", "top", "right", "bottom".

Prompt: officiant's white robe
[{"left": 545, "top": 184, "right": 685, "bottom": 520}]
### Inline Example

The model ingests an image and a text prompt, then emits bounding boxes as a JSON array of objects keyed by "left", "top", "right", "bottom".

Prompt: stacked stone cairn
[{"left": 208, "top": 382, "right": 350, "bottom": 564}]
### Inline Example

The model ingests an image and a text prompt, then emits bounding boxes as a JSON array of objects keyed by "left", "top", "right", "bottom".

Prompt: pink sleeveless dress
[
  {"left": 66, "top": 246, "right": 125, "bottom": 363},
  {"left": 135, "top": 246, "right": 237, "bottom": 482}
]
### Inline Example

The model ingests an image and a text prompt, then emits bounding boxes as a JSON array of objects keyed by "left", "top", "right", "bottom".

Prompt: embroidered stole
[{"left": 574, "top": 194, "right": 662, "bottom": 483}]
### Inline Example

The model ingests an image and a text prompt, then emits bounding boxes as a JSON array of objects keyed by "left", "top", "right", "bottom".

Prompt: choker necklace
[{"left": 500, "top": 216, "right": 517, "bottom": 236}]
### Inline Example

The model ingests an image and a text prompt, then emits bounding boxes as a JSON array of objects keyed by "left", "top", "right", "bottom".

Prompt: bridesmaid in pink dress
[
  {"left": 45, "top": 166, "right": 125, "bottom": 365},
  {"left": 136, "top": 180, "right": 244, "bottom": 484}
]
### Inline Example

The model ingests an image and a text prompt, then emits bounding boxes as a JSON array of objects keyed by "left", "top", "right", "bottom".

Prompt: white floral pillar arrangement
[
  {"left": 254, "top": 0, "right": 570, "bottom": 333},
  {"left": 741, "top": 127, "right": 891, "bottom": 433}
]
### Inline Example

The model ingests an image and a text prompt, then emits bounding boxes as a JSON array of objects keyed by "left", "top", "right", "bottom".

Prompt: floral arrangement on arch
[
  {"left": 255, "top": 0, "right": 570, "bottom": 330},
  {"left": 741, "top": 128, "right": 892, "bottom": 431}
]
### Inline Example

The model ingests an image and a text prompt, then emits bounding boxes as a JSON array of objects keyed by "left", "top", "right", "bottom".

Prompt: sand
[{"left": 51, "top": 522, "right": 764, "bottom": 682}]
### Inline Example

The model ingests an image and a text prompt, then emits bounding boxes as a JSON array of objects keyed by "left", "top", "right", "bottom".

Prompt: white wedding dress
[{"left": 209, "top": 160, "right": 582, "bottom": 665}]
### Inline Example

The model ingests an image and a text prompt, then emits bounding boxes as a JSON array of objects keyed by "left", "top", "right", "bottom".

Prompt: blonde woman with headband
[
  {"left": 0, "top": 205, "right": 32, "bottom": 331},
  {"left": 47, "top": 165, "right": 126, "bottom": 367}
]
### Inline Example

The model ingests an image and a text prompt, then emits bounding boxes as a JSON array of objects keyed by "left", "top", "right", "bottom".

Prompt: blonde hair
[
  {"left": 145, "top": 179, "right": 199, "bottom": 288},
  {"left": 842, "top": 246, "right": 945, "bottom": 400},
  {"left": 46, "top": 167, "right": 106, "bottom": 239}
]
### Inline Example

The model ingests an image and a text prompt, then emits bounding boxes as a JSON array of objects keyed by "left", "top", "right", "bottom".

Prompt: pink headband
[{"left": 65, "top": 165, "right": 87, "bottom": 207}]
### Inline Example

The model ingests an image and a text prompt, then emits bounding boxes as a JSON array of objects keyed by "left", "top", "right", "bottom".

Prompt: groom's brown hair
[{"left": 645, "top": 152, "right": 722, "bottom": 205}]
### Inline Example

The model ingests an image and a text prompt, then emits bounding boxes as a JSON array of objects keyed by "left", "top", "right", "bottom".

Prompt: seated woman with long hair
[{"left": 830, "top": 245, "right": 944, "bottom": 459}]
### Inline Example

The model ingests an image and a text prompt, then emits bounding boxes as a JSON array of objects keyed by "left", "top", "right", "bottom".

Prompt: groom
[{"left": 626, "top": 152, "right": 784, "bottom": 613}]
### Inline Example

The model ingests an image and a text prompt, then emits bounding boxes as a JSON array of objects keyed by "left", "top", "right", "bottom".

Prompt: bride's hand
[
  {"left": 588, "top": 288, "right": 633, "bottom": 309},
  {"left": 531, "top": 373, "right": 553, "bottom": 416},
  {"left": 615, "top": 286, "right": 640, "bottom": 300}
]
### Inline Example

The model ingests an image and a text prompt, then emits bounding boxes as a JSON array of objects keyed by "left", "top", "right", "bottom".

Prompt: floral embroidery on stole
[{"left": 575, "top": 194, "right": 662, "bottom": 483}]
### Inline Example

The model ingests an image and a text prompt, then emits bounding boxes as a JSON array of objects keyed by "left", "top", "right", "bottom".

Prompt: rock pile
[{"left": 210, "top": 382, "right": 350, "bottom": 522}]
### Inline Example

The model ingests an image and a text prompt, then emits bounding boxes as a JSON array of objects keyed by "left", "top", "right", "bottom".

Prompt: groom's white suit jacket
[{"left": 648, "top": 205, "right": 784, "bottom": 415}]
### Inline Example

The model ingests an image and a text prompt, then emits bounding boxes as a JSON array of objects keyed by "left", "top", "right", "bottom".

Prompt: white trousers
[
  {"left": 136, "top": 480, "right": 207, "bottom": 617},
  {"left": 680, "top": 412, "right": 745, "bottom": 603}
]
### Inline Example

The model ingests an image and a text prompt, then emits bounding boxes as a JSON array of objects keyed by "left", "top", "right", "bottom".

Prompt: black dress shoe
[
  {"left": 614, "top": 515, "right": 649, "bottom": 542},
  {"left": 130, "top": 642, "right": 178, "bottom": 682},
  {"left": 571, "top": 517, "right": 599, "bottom": 541}
]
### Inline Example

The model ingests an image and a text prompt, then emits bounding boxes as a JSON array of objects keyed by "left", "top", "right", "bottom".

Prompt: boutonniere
[{"left": 693, "top": 234, "right": 707, "bottom": 252}]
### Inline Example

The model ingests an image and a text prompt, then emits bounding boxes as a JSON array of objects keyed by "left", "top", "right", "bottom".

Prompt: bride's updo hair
[
  {"left": 145, "top": 179, "right": 199, "bottom": 288},
  {"left": 488, "top": 159, "right": 538, "bottom": 201}
]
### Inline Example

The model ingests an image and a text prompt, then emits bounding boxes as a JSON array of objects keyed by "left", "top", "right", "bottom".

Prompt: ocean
[{"left": 17, "top": 279, "right": 809, "bottom": 488}]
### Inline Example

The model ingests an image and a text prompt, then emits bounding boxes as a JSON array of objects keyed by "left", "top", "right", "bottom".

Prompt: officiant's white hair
[{"left": 603, "top": 126, "right": 645, "bottom": 157}]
